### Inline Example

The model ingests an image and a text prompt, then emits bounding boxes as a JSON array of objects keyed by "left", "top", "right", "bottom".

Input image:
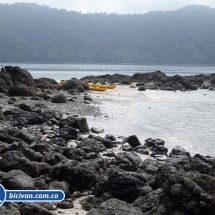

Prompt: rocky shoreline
[
  {"left": 0, "top": 66, "right": 215, "bottom": 215},
  {"left": 80, "top": 70, "right": 215, "bottom": 91}
]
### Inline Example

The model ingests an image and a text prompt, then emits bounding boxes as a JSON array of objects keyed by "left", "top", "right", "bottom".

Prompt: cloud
[{"left": 1, "top": 0, "right": 215, "bottom": 14}]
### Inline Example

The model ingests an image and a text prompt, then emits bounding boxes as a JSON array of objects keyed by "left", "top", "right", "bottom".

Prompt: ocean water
[
  {"left": 3, "top": 63, "right": 215, "bottom": 156},
  {"left": 89, "top": 88, "right": 215, "bottom": 156}
]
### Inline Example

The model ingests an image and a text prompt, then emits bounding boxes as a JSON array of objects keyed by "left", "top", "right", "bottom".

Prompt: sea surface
[{"left": 3, "top": 63, "right": 215, "bottom": 156}]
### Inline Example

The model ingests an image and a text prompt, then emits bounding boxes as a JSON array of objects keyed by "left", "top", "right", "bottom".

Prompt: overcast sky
[{"left": 1, "top": 0, "right": 215, "bottom": 14}]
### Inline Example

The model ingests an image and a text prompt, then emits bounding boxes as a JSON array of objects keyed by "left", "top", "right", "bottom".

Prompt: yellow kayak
[
  {"left": 89, "top": 86, "right": 107, "bottom": 91},
  {"left": 88, "top": 83, "right": 116, "bottom": 89},
  {"left": 57, "top": 80, "right": 65, "bottom": 86}
]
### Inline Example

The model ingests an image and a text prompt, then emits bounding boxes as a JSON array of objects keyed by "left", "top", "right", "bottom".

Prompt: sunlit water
[
  {"left": 89, "top": 89, "right": 215, "bottom": 156},
  {"left": 3, "top": 63, "right": 215, "bottom": 156}
]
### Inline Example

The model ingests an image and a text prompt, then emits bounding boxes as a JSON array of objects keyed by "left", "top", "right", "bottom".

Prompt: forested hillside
[{"left": 0, "top": 3, "right": 215, "bottom": 64}]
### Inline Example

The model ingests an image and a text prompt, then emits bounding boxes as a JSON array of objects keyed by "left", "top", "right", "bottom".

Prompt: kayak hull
[
  {"left": 89, "top": 87, "right": 107, "bottom": 91},
  {"left": 87, "top": 83, "right": 116, "bottom": 89}
]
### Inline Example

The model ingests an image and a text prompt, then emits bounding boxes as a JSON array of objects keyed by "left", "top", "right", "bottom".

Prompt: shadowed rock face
[{"left": 0, "top": 66, "right": 37, "bottom": 95}]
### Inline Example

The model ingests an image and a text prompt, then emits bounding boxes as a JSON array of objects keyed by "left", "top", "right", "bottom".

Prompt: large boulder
[
  {"left": 51, "top": 93, "right": 67, "bottom": 103},
  {"left": 59, "top": 78, "right": 85, "bottom": 92},
  {"left": 48, "top": 181, "right": 70, "bottom": 198},
  {"left": 145, "top": 138, "right": 168, "bottom": 156},
  {"left": 109, "top": 152, "right": 142, "bottom": 171},
  {"left": 184, "top": 154, "right": 214, "bottom": 174},
  {"left": 50, "top": 160, "right": 101, "bottom": 192},
  {"left": 0, "top": 66, "right": 37, "bottom": 96},
  {"left": 132, "top": 188, "right": 163, "bottom": 214},
  {"left": 157, "top": 170, "right": 215, "bottom": 215},
  {"left": 0, "top": 150, "right": 39, "bottom": 177},
  {"left": 124, "top": 135, "right": 141, "bottom": 148},
  {"left": 137, "top": 159, "right": 162, "bottom": 175},
  {"left": 2, "top": 169, "right": 34, "bottom": 190},
  {"left": 94, "top": 166, "right": 152, "bottom": 203},
  {"left": 34, "top": 78, "right": 58, "bottom": 90}
]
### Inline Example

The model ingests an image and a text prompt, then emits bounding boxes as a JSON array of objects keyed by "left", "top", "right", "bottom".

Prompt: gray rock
[
  {"left": 87, "top": 198, "right": 144, "bottom": 215},
  {"left": 0, "top": 150, "right": 39, "bottom": 177},
  {"left": 18, "top": 142, "right": 44, "bottom": 162},
  {"left": 2, "top": 170, "right": 34, "bottom": 190},
  {"left": 57, "top": 201, "right": 74, "bottom": 209},
  {"left": 109, "top": 151, "right": 142, "bottom": 171},
  {"left": 138, "top": 86, "right": 146, "bottom": 91},
  {"left": 48, "top": 181, "right": 70, "bottom": 198},
  {"left": 137, "top": 159, "right": 162, "bottom": 175},
  {"left": 50, "top": 160, "right": 101, "bottom": 192},
  {"left": 94, "top": 166, "right": 152, "bottom": 202},
  {"left": 51, "top": 93, "right": 67, "bottom": 103},
  {"left": 169, "top": 146, "right": 190, "bottom": 158},
  {"left": 76, "top": 117, "right": 89, "bottom": 132},
  {"left": 132, "top": 188, "right": 163, "bottom": 214}
]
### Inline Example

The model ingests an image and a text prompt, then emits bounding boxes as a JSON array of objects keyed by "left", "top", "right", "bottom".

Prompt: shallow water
[{"left": 88, "top": 88, "right": 215, "bottom": 156}]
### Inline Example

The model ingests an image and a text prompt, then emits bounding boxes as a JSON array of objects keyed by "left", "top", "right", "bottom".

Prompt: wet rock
[
  {"left": 0, "top": 150, "right": 39, "bottom": 177},
  {"left": 145, "top": 138, "right": 168, "bottom": 156},
  {"left": 169, "top": 146, "right": 190, "bottom": 158},
  {"left": 2, "top": 169, "right": 34, "bottom": 190},
  {"left": 51, "top": 93, "right": 67, "bottom": 103},
  {"left": 125, "top": 135, "right": 141, "bottom": 148},
  {"left": 19, "top": 203, "right": 53, "bottom": 215},
  {"left": 87, "top": 198, "right": 144, "bottom": 215}
]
